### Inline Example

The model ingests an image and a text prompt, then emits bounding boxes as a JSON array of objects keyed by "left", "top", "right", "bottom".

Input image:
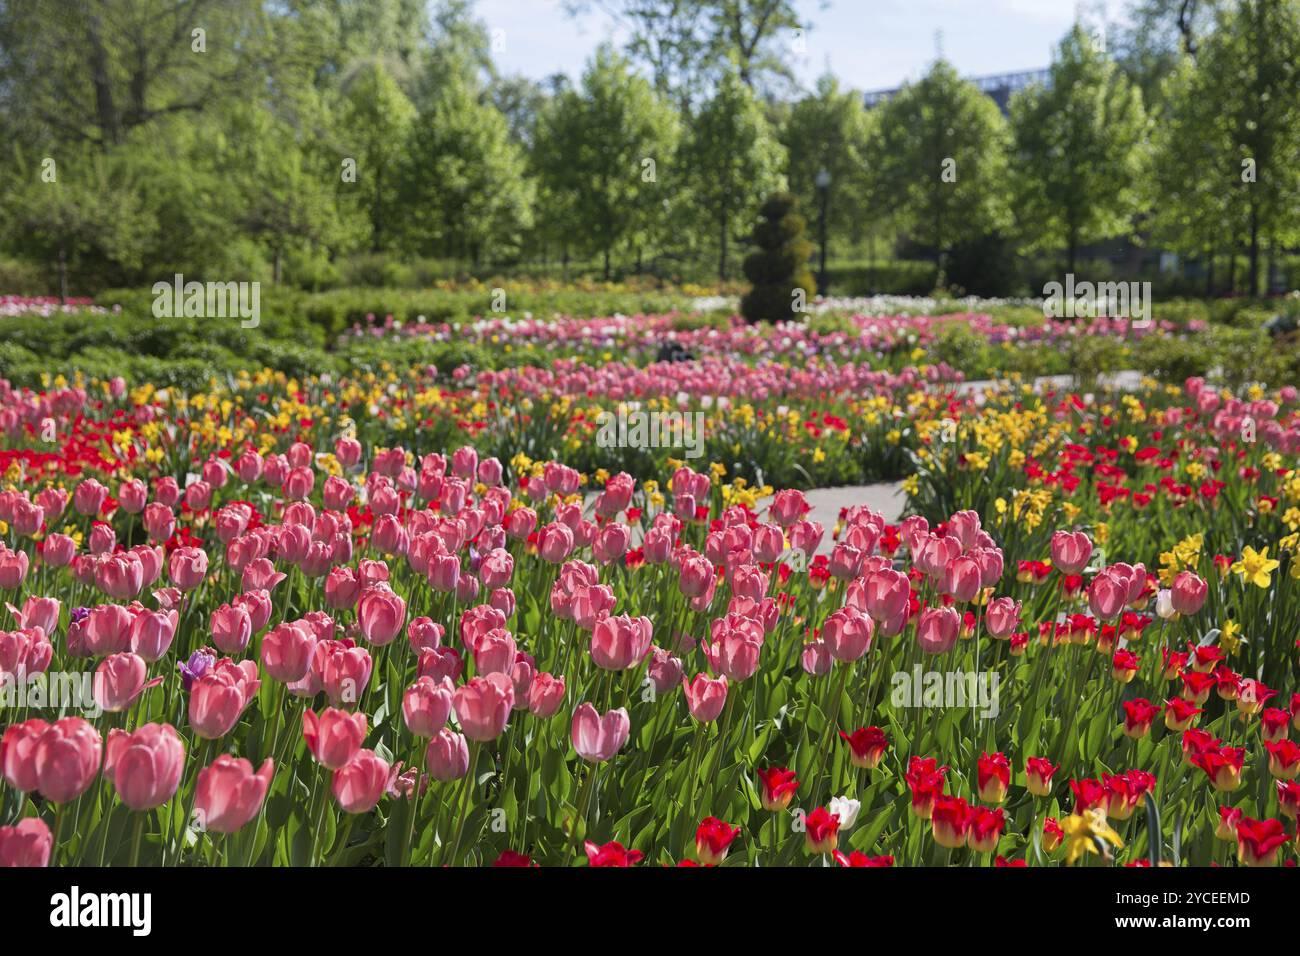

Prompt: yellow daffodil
[
  {"left": 1061, "top": 808, "right": 1124, "bottom": 865},
  {"left": 1231, "top": 546, "right": 1279, "bottom": 589}
]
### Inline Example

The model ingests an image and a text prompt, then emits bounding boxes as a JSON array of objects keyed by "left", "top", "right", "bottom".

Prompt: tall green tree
[
  {"left": 399, "top": 70, "right": 535, "bottom": 266},
  {"left": 683, "top": 69, "right": 784, "bottom": 280},
  {"left": 1148, "top": 59, "right": 1232, "bottom": 293},
  {"left": 1197, "top": 0, "right": 1300, "bottom": 294},
  {"left": 336, "top": 63, "right": 417, "bottom": 251},
  {"left": 869, "top": 60, "right": 1011, "bottom": 282},
  {"left": 531, "top": 46, "right": 679, "bottom": 279},
  {"left": 782, "top": 74, "right": 876, "bottom": 259},
  {"left": 0, "top": 0, "right": 267, "bottom": 148},
  {"left": 1009, "top": 25, "right": 1150, "bottom": 273}
]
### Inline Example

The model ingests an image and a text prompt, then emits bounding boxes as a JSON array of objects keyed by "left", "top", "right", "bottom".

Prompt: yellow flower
[
  {"left": 1219, "top": 620, "right": 1243, "bottom": 656},
  {"left": 1231, "top": 546, "right": 1279, "bottom": 589},
  {"left": 1061, "top": 808, "right": 1124, "bottom": 865}
]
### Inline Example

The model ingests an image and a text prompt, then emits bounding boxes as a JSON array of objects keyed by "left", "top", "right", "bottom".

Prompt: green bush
[
  {"left": 740, "top": 193, "right": 815, "bottom": 324},
  {"left": 1130, "top": 335, "right": 1212, "bottom": 383}
]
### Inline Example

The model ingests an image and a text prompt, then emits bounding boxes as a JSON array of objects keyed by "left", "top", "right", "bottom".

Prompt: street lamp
[{"left": 814, "top": 167, "right": 831, "bottom": 296}]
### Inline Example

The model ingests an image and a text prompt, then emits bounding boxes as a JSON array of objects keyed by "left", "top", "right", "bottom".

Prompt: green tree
[
  {"left": 1197, "top": 0, "right": 1300, "bottom": 295},
  {"left": 782, "top": 74, "right": 876, "bottom": 260},
  {"left": 2, "top": 150, "right": 154, "bottom": 297},
  {"left": 399, "top": 70, "right": 535, "bottom": 267},
  {"left": 870, "top": 60, "right": 1011, "bottom": 283},
  {"left": 563, "top": 0, "right": 808, "bottom": 104},
  {"left": 1009, "top": 25, "right": 1150, "bottom": 273},
  {"left": 683, "top": 69, "right": 784, "bottom": 280},
  {"left": 337, "top": 62, "right": 417, "bottom": 251},
  {"left": 222, "top": 105, "right": 355, "bottom": 284},
  {"left": 531, "top": 46, "right": 679, "bottom": 279},
  {"left": 0, "top": 0, "right": 267, "bottom": 148},
  {"left": 1148, "top": 59, "right": 1232, "bottom": 294}
]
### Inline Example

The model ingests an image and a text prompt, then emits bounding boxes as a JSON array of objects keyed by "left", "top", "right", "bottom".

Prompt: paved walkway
[{"left": 753, "top": 482, "right": 907, "bottom": 555}]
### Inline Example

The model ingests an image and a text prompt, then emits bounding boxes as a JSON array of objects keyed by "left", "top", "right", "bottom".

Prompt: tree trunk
[
  {"left": 1205, "top": 243, "right": 1215, "bottom": 298},
  {"left": 1067, "top": 226, "right": 1078, "bottom": 275},
  {"left": 603, "top": 248, "right": 611, "bottom": 282},
  {"left": 562, "top": 246, "right": 570, "bottom": 283},
  {"left": 1227, "top": 246, "right": 1237, "bottom": 295}
]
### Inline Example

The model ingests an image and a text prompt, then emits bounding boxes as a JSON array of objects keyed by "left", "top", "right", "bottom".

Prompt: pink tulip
[
  {"left": 303, "top": 707, "right": 367, "bottom": 769},
  {"left": 1088, "top": 569, "right": 1129, "bottom": 620},
  {"left": 356, "top": 585, "right": 406, "bottom": 647},
  {"left": 117, "top": 479, "right": 148, "bottom": 514},
  {"left": 0, "top": 719, "right": 48, "bottom": 792},
  {"left": 168, "top": 547, "right": 208, "bottom": 591},
  {"left": 425, "top": 729, "right": 470, "bottom": 781},
  {"left": 0, "top": 817, "right": 52, "bottom": 867},
  {"left": 1171, "top": 571, "right": 1208, "bottom": 615},
  {"left": 984, "top": 597, "right": 1021, "bottom": 639},
  {"left": 194, "top": 756, "right": 274, "bottom": 834},
  {"left": 403, "top": 677, "right": 454, "bottom": 737},
  {"left": 801, "top": 638, "right": 831, "bottom": 675},
  {"left": 261, "top": 621, "right": 316, "bottom": 683},
  {"left": 478, "top": 548, "right": 514, "bottom": 588},
  {"left": 324, "top": 566, "right": 360, "bottom": 608},
  {"left": 453, "top": 672, "right": 514, "bottom": 741},
  {"left": 41, "top": 533, "right": 76, "bottom": 567},
  {"left": 917, "top": 607, "right": 960, "bottom": 655},
  {"left": 241, "top": 558, "right": 286, "bottom": 593},
  {"left": 104, "top": 723, "right": 184, "bottom": 811},
  {"left": 942, "top": 554, "right": 983, "bottom": 602},
  {"left": 314, "top": 640, "right": 373, "bottom": 706},
  {"left": 406, "top": 616, "right": 444, "bottom": 653},
  {"left": 85, "top": 603, "right": 135, "bottom": 656},
  {"left": 142, "top": 502, "right": 175, "bottom": 542},
  {"left": 1050, "top": 530, "right": 1093, "bottom": 575},
  {"left": 682, "top": 673, "right": 728, "bottom": 722},
  {"left": 94, "top": 551, "right": 143, "bottom": 599},
  {"left": 646, "top": 647, "right": 683, "bottom": 694},
  {"left": 536, "top": 523, "right": 574, "bottom": 563},
  {"left": 332, "top": 750, "right": 389, "bottom": 813},
  {"left": 73, "top": 478, "right": 108, "bottom": 516},
  {"left": 189, "top": 665, "right": 257, "bottom": 740},
  {"left": 703, "top": 616, "right": 764, "bottom": 680},
  {"left": 94, "top": 653, "right": 148, "bottom": 713},
  {"left": 590, "top": 614, "right": 653, "bottom": 670},
  {"left": 469, "top": 627, "right": 517, "bottom": 675},
  {"left": 236, "top": 449, "right": 264, "bottom": 483},
  {"left": 822, "top": 606, "right": 874, "bottom": 662},
  {"left": 0, "top": 547, "right": 29, "bottom": 590},
  {"left": 34, "top": 717, "right": 102, "bottom": 804},
  {"left": 571, "top": 703, "right": 630, "bottom": 763},
  {"left": 209, "top": 603, "right": 253, "bottom": 655},
  {"left": 770, "top": 489, "right": 810, "bottom": 528},
  {"left": 527, "top": 672, "right": 566, "bottom": 718}
]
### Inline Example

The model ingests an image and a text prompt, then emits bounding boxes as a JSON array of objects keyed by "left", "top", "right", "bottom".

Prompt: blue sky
[{"left": 472, "top": 0, "right": 1121, "bottom": 91}]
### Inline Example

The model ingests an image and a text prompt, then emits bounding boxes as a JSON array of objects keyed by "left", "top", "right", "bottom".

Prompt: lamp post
[{"left": 814, "top": 167, "right": 831, "bottom": 297}]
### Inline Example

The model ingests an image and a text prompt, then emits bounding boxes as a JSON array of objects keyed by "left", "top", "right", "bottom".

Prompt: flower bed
[{"left": 0, "top": 356, "right": 1297, "bottom": 868}]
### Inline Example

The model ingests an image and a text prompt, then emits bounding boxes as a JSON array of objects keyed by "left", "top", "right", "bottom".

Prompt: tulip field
[{"left": 1, "top": 307, "right": 1299, "bottom": 868}]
